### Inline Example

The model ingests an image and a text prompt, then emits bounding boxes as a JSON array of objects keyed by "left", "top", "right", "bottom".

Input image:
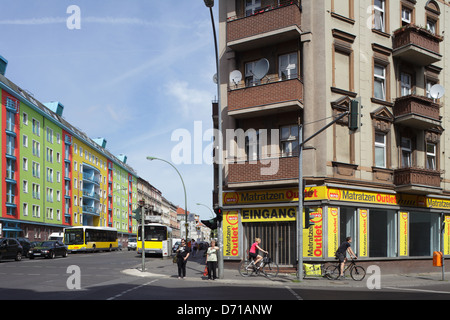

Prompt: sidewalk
[{"left": 122, "top": 250, "right": 450, "bottom": 289}]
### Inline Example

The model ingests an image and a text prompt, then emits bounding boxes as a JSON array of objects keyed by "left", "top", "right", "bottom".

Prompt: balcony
[
  {"left": 394, "top": 167, "right": 442, "bottom": 194},
  {"left": 393, "top": 94, "right": 441, "bottom": 129},
  {"left": 392, "top": 25, "right": 443, "bottom": 66},
  {"left": 228, "top": 77, "right": 303, "bottom": 118},
  {"left": 227, "top": 156, "right": 298, "bottom": 187},
  {"left": 227, "top": 1, "right": 301, "bottom": 51}
]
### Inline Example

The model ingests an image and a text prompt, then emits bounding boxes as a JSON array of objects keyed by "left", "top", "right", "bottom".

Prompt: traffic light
[
  {"left": 214, "top": 206, "right": 223, "bottom": 222},
  {"left": 132, "top": 207, "right": 142, "bottom": 221},
  {"left": 304, "top": 207, "right": 315, "bottom": 229},
  {"left": 348, "top": 99, "right": 361, "bottom": 131},
  {"left": 201, "top": 218, "right": 218, "bottom": 230}
]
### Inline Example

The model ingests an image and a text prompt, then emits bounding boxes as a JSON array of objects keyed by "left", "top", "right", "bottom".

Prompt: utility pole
[{"left": 297, "top": 110, "right": 350, "bottom": 280}]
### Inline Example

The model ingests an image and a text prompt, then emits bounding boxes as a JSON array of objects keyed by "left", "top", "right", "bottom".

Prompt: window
[
  {"left": 401, "top": 7, "right": 411, "bottom": 26},
  {"left": 374, "top": 0, "right": 385, "bottom": 32},
  {"left": 426, "top": 143, "right": 436, "bottom": 170},
  {"left": 280, "top": 125, "right": 299, "bottom": 157},
  {"left": 400, "top": 72, "right": 411, "bottom": 96},
  {"left": 279, "top": 52, "right": 298, "bottom": 80},
  {"left": 245, "top": 0, "right": 261, "bottom": 17},
  {"left": 245, "top": 61, "right": 260, "bottom": 87},
  {"left": 426, "top": 80, "right": 437, "bottom": 98},
  {"left": 401, "top": 137, "right": 412, "bottom": 168},
  {"left": 409, "top": 212, "right": 439, "bottom": 256},
  {"left": 32, "top": 119, "right": 40, "bottom": 136},
  {"left": 22, "top": 112, "right": 28, "bottom": 125},
  {"left": 374, "top": 64, "right": 386, "bottom": 100},
  {"left": 374, "top": 132, "right": 386, "bottom": 168},
  {"left": 369, "top": 210, "right": 397, "bottom": 257},
  {"left": 427, "top": 18, "right": 436, "bottom": 34}
]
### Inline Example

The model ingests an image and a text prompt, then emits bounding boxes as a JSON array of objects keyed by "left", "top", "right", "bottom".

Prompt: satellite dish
[
  {"left": 430, "top": 84, "right": 445, "bottom": 99},
  {"left": 229, "top": 70, "right": 242, "bottom": 86},
  {"left": 213, "top": 73, "right": 218, "bottom": 84},
  {"left": 253, "top": 58, "right": 269, "bottom": 80}
]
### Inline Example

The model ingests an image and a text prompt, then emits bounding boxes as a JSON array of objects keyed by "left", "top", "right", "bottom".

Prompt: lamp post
[
  {"left": 146, "top": 156, "right": 188, "bottom": 240},
  {"left": 196, "top": 202, "right": 215, "bottom": 218},
  {"left": 203, "top": 0, "right": 224, "bottom": 280}
]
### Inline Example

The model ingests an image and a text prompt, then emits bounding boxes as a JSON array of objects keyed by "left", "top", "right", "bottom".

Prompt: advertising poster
[
  {"left": 445, "top": 215, "right": 450, "bottom": 256},
  {"left": 399, "top": 212, "right": 409, "bottom": 256},
  {"left": 223, "top": 210, "right": 239, "bottom": 258},
  {"left": 327, "top": 207, "right": 339, "bottom": 258},
  {"left": 359, "top": 209, "right": 368, "bottom": 257},
  {"left": 303, "top": 207, "right": 323, "bottom": 258}
]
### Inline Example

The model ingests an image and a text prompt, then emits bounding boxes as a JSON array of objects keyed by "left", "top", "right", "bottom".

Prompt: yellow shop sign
[{"left": 241, "top": 207, "right": 296, "bottom": 222}]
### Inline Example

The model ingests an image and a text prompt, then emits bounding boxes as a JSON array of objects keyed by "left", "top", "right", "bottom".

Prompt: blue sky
[{"left": 0, "top": 1, "right": 218, "bottom": 220}]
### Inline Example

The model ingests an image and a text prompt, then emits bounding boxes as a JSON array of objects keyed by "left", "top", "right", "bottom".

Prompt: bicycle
[
  {"left": 238, "top": 253, "right": 279, "bottom": 278},
  {"left": 326, "top": 257, "right": 366, "bottom": 281}
]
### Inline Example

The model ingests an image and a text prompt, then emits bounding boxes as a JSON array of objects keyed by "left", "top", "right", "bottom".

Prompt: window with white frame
[
  {"left": 279, "top": 52, "right": 298, "bottom": 80},
  {"left": 245, "top": 0, "right": 261, "bottom": 17},
  {"left": 245, "top": 61, "right": 260, "bottom": 87},
  {"left": 427, "top": 18, "right": 436, "bottom": 34},
  {"left": 374, "top": 64, "right": 386, "bottom": 100},
  {"left": 426, "top": 142, "right": 436, "bottom": 170},
  {"left": 401, "top": 137, "right": 412, "bottom": 168},
  {"left": 280, "top": 125, "right": 299, "bottom": 157},
  {"left": 401, "top": 7, "right": 411, "bottom": 26},
  {"left": 374, "top": 0, "right": 386, "bottom": 32},
  {"left": 400, "top": 72, "right": 411, "bottom": 96},
  {"left": 374, "top": 132, "right": 386, "bottom": 168}
]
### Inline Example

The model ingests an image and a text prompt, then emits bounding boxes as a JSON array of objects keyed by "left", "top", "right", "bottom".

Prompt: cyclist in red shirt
[{"left": 249, "top": 237, "right": 268, "bottom": 267}]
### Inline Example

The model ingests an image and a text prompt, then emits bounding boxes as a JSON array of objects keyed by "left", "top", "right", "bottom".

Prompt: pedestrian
[
  {"left": 176, "top": 239, "right": 190, "bottom": 279},
  {"left": 192, "top": 239, "right": 197, "bottom": 257},
  {"left": 205, "top": 239, "right": 219, "bottom": 280},
  {"left": 335, "top": 236, "right": 357, "bottom": 280}
]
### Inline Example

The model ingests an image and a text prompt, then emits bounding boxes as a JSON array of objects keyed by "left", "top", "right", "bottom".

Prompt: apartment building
[
  {"left": 216, "top": 0, "right": 450, "bottom": 270},
  {"left": 0, "top": 57, "right": 139, "bottom": 241}
]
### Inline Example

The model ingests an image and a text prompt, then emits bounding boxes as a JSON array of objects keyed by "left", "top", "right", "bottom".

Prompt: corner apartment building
[
  {"left": 0, "top": 56, "right": 139, "bottom": 241},
  {"left": 216, "top": 0, "right": 450, "bottom": 270}
]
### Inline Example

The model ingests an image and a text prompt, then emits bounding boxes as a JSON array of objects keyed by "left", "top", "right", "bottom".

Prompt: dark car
[
  {"left": 28, "top": 240, "right": 68, "bottom": 259},
  {"left": 16, "top": 238, "right": 32, "bottom": 258},
  {"left": 0, "top": 238, "right": 23, "bottom": 261}
]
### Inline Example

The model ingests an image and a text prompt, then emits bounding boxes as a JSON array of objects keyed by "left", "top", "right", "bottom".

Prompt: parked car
[
  {"left": 127, "top": 237, "right": 137, "bottom": 251},
  {"left": 28, "top": 240, "right": 68, "bottom": 259},
  {"left": 16, "top": 238, "right": 32, "bottom": 258},
  {"left": 0, "top": 238, "right": 23, "bottom": 261}
]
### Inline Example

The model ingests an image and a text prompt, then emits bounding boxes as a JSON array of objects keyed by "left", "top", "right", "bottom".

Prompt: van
[
  {"left": 128, "top": 237, "right": 137, "bottom": 251},
  {"left": 49, "top": 232, "right": 64, "bottom": 241}
]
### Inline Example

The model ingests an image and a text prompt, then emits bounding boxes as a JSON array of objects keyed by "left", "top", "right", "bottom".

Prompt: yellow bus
[
  {"left": 137, "top": 223, "right": 173, "bottom": 256},
  {"left": 64, "top": 226, "right": 119, "bottom": 252}
]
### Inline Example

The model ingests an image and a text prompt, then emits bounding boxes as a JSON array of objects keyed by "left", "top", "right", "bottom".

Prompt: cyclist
[
  {"left": 249, "top": 238, "right": 268, "bottom": 268},
  {"left": 335, "top": 236, "right": 357, "bottom": 280}
]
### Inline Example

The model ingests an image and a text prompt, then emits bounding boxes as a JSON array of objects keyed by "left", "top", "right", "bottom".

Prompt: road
[{"left": 1, "top": 250, "right": 450, "bottom": 306}]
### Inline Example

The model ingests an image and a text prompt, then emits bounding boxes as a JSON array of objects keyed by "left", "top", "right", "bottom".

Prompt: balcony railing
[
  {"left": 392, "top": 24, "right": 443, "bottom": 66},
  {"left": 228, "top": 76, "right": 303, "bottom": 116},
  {"left": 393, "top": 94, "right": 441, "bottom": 129},
  {"left": 227, "top": 156, "right": 298, "bottom": 185},
  {"left": 394, "top": 167, "right": 442, "bottom": 194},
  {"left": 227, "top": 0, "right": 301, "bottom": 50}
]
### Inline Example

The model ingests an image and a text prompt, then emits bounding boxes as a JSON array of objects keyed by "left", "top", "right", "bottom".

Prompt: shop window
[
  {"left": 409, "top": 212, "right": 440, "bottom": 256},
  {"left": 339, "top": 207, "right": 357, "bottom": 251},
  {"left": 369, "top": 210, "right": 397, "bottom": 257}
]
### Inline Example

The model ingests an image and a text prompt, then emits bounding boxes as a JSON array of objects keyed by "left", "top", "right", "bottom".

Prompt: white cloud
[{"left": 165, "top": 80, "right": 211, "bottom": 117}]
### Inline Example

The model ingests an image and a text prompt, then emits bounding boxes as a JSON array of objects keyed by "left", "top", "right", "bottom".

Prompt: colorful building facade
[{"left": 0, "top": 60, "right": 138, "bottom": 241}]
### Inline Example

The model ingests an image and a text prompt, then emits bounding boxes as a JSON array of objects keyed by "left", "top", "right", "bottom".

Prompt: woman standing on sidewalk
[
  {"left": 205, "top": 239, "right": 220, "bottom": 280},
  {"left": 176, "top": 239, "right": 190, "bottom": 279}
]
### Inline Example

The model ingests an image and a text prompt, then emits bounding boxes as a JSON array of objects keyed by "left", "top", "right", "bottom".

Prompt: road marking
[
  {"left": 285, "top": 286, "right": 303, "bottom": 300},
  {"left": 107, "top": 279, "right": 159, "bottom": 300},
  {"left": 384, "top": 287, "right": 450, "bottom": 295}
]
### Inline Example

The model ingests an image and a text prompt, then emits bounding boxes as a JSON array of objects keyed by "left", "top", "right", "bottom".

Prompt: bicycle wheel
[
  {"left": 238, "top": 260, "right": 254, "bottom": 277},
  {"left": 324, "top": 265, "right": 340, "bottom": 280},
  {"left": 261, "top": 261, "right": 279, "bottom": 278},
  {"left": 350, "top": 265, "right": 366, "bottom": 281}
]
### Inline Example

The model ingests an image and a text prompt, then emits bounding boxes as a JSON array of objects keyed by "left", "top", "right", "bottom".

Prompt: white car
[{"left": 127, "top": 237, "right": 137, "bottom": 251}]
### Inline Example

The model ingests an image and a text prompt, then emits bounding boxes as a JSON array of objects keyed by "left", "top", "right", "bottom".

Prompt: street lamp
[
  {"left": 203, "top": 0, "right": 224, "bottom": 279},
  {"left": 196, "top": 202, "right": 214, "bottom": 218},
  {"left": 146, "top": 156, "right": 188, "bottom": 240}
]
